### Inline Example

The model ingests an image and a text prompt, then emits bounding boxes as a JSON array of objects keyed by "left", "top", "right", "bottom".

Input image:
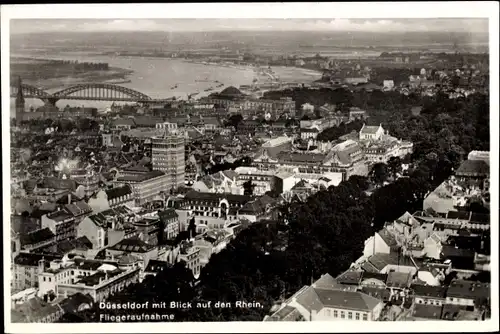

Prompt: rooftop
[
  {"left": 314, "top": 288, "right": 382, "bottom": 311},
  {"left": 219, "top": 86, "right": 244, "bottom": 97},
  {"left": 20, "top": 227, "right": 54, "bottom": 246},
  {"left": 116, "top": 170, "right": 165, "bottom": 183},
  {"left": 105, "top": 184, "right": 132, "bottom": 201},
  {"left": 108, "top": 237, "right": 155, "bottom": 253},
  {"left": 455, "top": 159, "right": 489, "bottom": 176},
  {"left": 412, "top": 304, "right": 443, "bottom": 320},
  {"left": 64, "top": 201, "right": 92, "bottom": 217},
  {"left": 412, "top": 284, "right": 447, "bottom": 299},
  {"left": 39, "top": 177, "right": 78, "bottom": 191},
  {"left": 11, "top": 215, "right": 40, "bottom": 235},
  {"left": 158, "top": 208, "right": 178, "bottom": 222},
  {"left": 278, "top": 152, "right": 326, "bottom": 164},
  {"left": 77, "top": 269, "right": 123, "bottom": 287},
  {"left": 144, "top": 259, "right": 172, "bottom": 273},
  {"left": 45, "top": 209, "right": 74, "bottom": 222},
  {"left": 365, "top": 252, "right": 421, "bottom": 272},
  {"left": 385, "top": 271, "right": 412, "bottom": 288},
  {"left": 446, "top": 280, "right": 490, "bottom": 300},
  {"left": 183, "top": 190, "right": 254, "bottom": 206},
  {"left": 335, "top": 270, "right": 363, "bottom": 285},
  {"left": 360, "top": 124, "right": 382, "bottom": 135},
  {"left": 238, "top": 195, "right": 277, "bottom": 215},
  {"left": 377, "top": 228, "right": 400, "bottom": 250},
  {"left": 11, "top": 297, "right": 61, "bottom": 322},
  {"left": 55, "top": 236, "right": 93, "bottom": 254}
]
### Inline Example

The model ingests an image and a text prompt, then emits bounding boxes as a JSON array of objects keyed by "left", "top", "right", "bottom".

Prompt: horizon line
[{"left": 11, "top": 29, "right": 490, "bottom": 35}]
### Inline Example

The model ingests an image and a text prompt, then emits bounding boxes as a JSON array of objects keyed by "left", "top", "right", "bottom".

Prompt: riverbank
[
  {"left": 10, "top": 56, "right": 134, "bottom": 89},
  {"left": 16, "top": 67, "right": 133, "bottom": 90}
]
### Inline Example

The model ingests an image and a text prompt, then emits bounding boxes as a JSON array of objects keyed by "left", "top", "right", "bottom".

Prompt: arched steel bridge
[{"left": 10, "top": 82, "right": 174, "bottom": 105}]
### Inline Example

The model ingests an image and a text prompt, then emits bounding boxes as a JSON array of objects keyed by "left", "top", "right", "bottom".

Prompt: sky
[{"left": 10, "top": 18, "right": 489, "bottom": 35}]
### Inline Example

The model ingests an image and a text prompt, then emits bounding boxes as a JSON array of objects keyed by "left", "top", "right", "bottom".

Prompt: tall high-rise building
[{"left": 151, "top": 125, "right": 186, "bottom": 191}]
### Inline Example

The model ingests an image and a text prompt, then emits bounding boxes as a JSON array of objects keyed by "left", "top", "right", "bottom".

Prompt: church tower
[{"left": 15, "top": 76, "right": 25, "bottom": 123}]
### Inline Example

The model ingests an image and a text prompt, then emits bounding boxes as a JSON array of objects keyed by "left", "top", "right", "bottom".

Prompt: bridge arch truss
[
  {"left": 11, "top": 84, "right": 51, "bottom": 99},
  {"left": 52, "top": 83, "right": 153, "bottom": 102}
]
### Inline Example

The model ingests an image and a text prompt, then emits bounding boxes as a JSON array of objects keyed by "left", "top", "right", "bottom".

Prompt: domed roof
[{"left": 219, "top": 86, "right": 243, "bottom": 96}]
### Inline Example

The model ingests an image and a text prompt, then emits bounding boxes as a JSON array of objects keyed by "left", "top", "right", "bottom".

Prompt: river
[{"left": 10, "top": 51, "right": 322, "bottom": 117}]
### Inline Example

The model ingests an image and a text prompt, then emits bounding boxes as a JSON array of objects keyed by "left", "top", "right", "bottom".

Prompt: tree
[
  {"left": 243, "top": 180, "right": 255, "bottom": 196},
  {"left": 387, "top": 156, "right": 403, "bottom": 179},
  {"left": 369, "top": 163, "right": 389, "bottom": 185},
  {"left": 77, "top": 87, "right": 490, "bottom": 322},
  {"left": 225, "top": 114, "right": 243, "bottom": 129}
]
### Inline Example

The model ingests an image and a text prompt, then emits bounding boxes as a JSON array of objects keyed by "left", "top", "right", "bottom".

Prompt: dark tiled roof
[
  {"left": 336, "top": 270, "right": 363, "bottom": 285},
  {"left": 11, "top": 215, "right": 40, "bottom": 235},
  {"left": 272, "top": 305, "right": 297, "bottom": 320},
  {"left": 446, "top": 235, "right": 483, "bottom": 253},
  {"left": 238, "top": 195, "right": 277, "bottom": 215},
  {"left": 446, "top": 210, "right": 471, "bottom": 220},
  {"left": 360, "top": 125, "right": 381, "bottom": 134},
  {"left": 385, "top": 271, "right": 412, "bottom": 288},
  {"left": 46, "top": 210, "right": 73, "bottom": 222},
  {"left": 470, "top": 212, "right": 489, "bottom": 224},
  {"left": 11, "top": 297, "right": 62, "bottom": 322},
  {"left": 413, "top": 304, "right": 443, "bottom": 319},
  {"left": 144, "top": 260, "right": 172, "bottom": 273},
  {"left": 88, "top": 213, "right": 108, "bottom": 229},
  {"left": 109, "top": 237, "right": 154, "bottom": 253},
  {"left": 134, "top": 116, "right": 163, "bottom": 127},
  {"left": 113, "top": 206, "right": 132, "bottom": 215},
  {"left": 14, "top": 253, "right": 62, "bottom": 267},
  {"left": 367, "top": 252, "right": 421, "bottom": 272},
  {"left": 219, "top": 86, "right": 243, "bottom": 96},
  {"left": 158, "top": 208, "right": 178, "bottom": 222},
  {"left": 294, "top": 286, "right": 323, "bottom": 312},
  {"left": 455, "top": 159, "right": 489, "bottom": 176},
  {"left": 55, "top": 236, "right": 93, "bottom": 254},
  {"left": 360, "top": 261, "right": 380, "bottom": 273},
  {"left": 277, "top": 152, "right": 326, "bottom": 164},
  {"left": 441, "top": 245, "right": 475, "bottom": 259},
  {"left": 20, "top": 228, "right": 55, "bottom": 246},
  {"left": 117, "top": 254, "right": 141, "bottom": 265},
  {"left": 291, "top": 180, "right": 313, "bottom": 190},
  {"left": 377, "top": 228, "right": 400, "bottom": 250},
  {"left": 314, "top": 288, "right": 382, "bottom": 311},
  {"left": 112, "top": 118, "right": 136, "bottom": 127},
  {"left": 55, "top": 193, "right": 83, "bottom": 205},
  {"left": 116, "top": 170, "right": 165, "bottom": 182},
  {"left": 183, "top": 190, "right": 254, "bottom": 206},
  {"left": 441, "top": 304, "right": 463, "bottom": 320},
  {"left": 221, "top": 170, "right": 238, "bottom": 180},
  {"left": 361, "top": 286, "right": 391, "bottom": 301},
  {"left": 313, "top": 273, "right": 339, "bottom": 290},
  {"left": 361, "top": 272, "right": 388, "bottom": 283},
  {"left": 73, "top": 258, "right": 117, "bottom": 271},
  {"left": 40, "top": 177, "right": 78, "bottom": 191},
  {"left": 105, "top": 184, "right": 132, "bottom": 201},
  {"left": 64, "top": 201, "right": 92, "bottom": 217},
  {"left": 412, "top": 285, "right": 447, "bottom": 298},
  {"left": 434, "top": 222, "right": 461, "bottom": 231},
  {"left": 446, "top": 280, "right": 490, "bottom": 300}
]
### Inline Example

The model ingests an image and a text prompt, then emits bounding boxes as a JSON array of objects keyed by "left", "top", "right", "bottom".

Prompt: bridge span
[{"left": 10, "top": 81, "right": 175, "bottom": 106}]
